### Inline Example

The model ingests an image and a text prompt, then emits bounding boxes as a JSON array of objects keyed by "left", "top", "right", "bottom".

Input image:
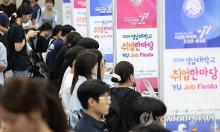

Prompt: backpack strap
[
  {"left": 77, "top": 109, "right": 85, "bottom": 120},
  {"left": 39, "top": 8, "right": 42, "bottom": 19},
  {"left": 48, "top": 38, "right": 55, "bottom": 48},
  {"left": 30, "top": 37, "right": 38, "bottom": 51}
]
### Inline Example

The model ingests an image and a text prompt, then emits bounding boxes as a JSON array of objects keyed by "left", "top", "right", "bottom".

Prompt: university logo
[
  {"left": 183, "top": 0, "right": 204, "bottom": 18},
  {"left": 129, "top": 0, "right": 144, "bottom": 7}
]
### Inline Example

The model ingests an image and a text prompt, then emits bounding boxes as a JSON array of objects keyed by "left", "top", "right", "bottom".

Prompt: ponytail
[
  {"left": 71, "top": 75, "right": 78, "bottom": 94},
  {"left": 111, "top": 73, "right": 121, "bottom": 83},
  {"left": 10, "top": 13, "right": 17, "bottom": 26},
  {"left": 70, "top": 50, "right": 98, "bottom": 94},
  {"left": 111, "top": 61, "right": 134, "bottom": 84}
]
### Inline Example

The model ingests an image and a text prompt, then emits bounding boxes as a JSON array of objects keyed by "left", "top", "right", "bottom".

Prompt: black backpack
[
  {"left": 29, "top": 51, "right": 49, "bottom": 79},
  {"left": 0, "top": 30, "right": 15, "bottom": 71},
  {"left": 105, "top": 88, "right": 134, "bottom": 132},
  {"left": 30, "top": 35, "right": 49, "bottom": 53}
]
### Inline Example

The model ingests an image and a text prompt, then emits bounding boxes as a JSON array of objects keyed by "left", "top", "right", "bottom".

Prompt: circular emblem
[
  {"left": 140, "top": 112, "right": 154, "bottom": 126},
  {"left": 129, "top": 0, "right": 144, "bottom": 7},
  {"left": 183, "top": 0, "right": 204, "bottom": 18}
]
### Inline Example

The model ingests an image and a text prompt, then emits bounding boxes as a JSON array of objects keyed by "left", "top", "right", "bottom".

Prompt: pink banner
[
  {"left": 135, "top": 78, "right": 158, "bottom": 92},
  {"left": 117, "top": 0, "right": 157, "bottom": 29},
  {"left": 74, "top": 0, "right": 86, "bottom": 8}
]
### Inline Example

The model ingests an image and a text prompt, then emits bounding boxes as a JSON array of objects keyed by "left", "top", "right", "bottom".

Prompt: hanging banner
[
  {"left": 164, "top": 0, "right": 220, "bottom": 131},
  {"left": 72, "top": 0, "right": 87, "bottom": 36},
  {"left": 88, "top": 0, "right": 113, "bottom": 65},
  {"left": 62, "top": 0, "right": 72, "bottom": 25},
  {"left": 115, "top": 0, "right": 158, "bottom": 93}
]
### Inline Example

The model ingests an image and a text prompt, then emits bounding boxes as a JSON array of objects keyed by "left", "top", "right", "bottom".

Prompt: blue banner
[
  {"left": 90, "top": 0, "right": 112, "bottom": 16},
  {"left": 63, "top": 0, "right": 71, "bottom": 3},
  {"left": 165, "top": 0, "right": 220, "bottom": 49}
]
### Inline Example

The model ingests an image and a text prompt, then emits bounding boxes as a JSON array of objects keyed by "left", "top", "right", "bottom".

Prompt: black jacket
[{"left": 75, "top": 113, "right": 108, "bottom": 132}]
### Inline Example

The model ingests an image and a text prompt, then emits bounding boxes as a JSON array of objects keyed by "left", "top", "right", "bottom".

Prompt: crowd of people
[{"left": 0, "top": 0, "right": 169, "bottom": 132}]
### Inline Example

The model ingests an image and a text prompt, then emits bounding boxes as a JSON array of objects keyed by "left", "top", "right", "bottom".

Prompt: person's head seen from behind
[
  {"left": 60, "top": 25, "right": 75, "bottom": 43},
  {"left": 77, "top": 37, "right": 99, "bottom": 49},
  {"left": 10, "top": 2, "right": 32, "bottom": 25},
  {"left": 71, "top": 50, "right": 98, "bottom": 94},
  {"left": 111, "top": 61, "right": 135, "bottom": 87},
  {"left": 0, "top": 78, "right": 68, "bottom": 132}
]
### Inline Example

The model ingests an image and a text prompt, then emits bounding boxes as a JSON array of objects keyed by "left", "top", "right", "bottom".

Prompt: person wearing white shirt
[
  {"left": 59, "top": 67, "right": 72, "bottom": 115},
  {"left": 69, "top": 50, "right": 98, "bottom": 129},
  {"left": 0, "top": 42, "right": 7, "bottom": 85},
  {"left": 59, "top": 46, "right": 85, "bottom": 117},
  {"left": 0, "top": 12, "right": 9, "bottom": 85}
]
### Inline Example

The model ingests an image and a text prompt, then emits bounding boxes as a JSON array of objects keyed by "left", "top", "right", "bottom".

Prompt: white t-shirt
[
  {"left": 59, "top": 67, "right": 73, "bottom": 116},
  {"left": 0, "top": 42, "right": 7, "bottom": 85},
  {"left": 69, "top": 76, "right": 87, "bottom": 129}
]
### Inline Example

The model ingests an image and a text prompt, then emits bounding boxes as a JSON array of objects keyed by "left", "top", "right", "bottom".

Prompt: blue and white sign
[
  {"left": 165, "top": 0, "right": 220, "bottom": 49},
  {"left": 164, "top": 0, "right": 220, "bottom": 131},
  {"left": 88, "top": 0, "right": 113, "bottom": 63},
  {"left": 72, "top": 0, "right": 87, "bottom": 37},
  {"left": 62, "top": 0, "right": 72, "bottom": 25},
  {"left": 90, "top": 0, "right": 112, "bottom": 16}
]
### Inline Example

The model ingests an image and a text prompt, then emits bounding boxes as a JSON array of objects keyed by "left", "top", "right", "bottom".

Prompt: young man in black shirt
[
  {"left": 75, "top": 80, "right": 111, "bottom": 132},
  {"left": 0, "top": 0, "right": 16, "bottom": 17},
  {"left": 8, "top": 2, "right": 38, "bottom": 77},
  {"left": 30, "top": 22, "right": 52, "bottom": 53}
]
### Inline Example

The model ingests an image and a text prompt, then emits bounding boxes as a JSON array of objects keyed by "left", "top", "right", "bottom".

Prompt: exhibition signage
[
  {"left": 114, "top": 0, "right": 158, "bottom": 93},
  {"left": 72, "top": 0, "right": 87, "bottom": 36},
  {"left": 164, "top": 0, "right": 220, "bottom": 131}
]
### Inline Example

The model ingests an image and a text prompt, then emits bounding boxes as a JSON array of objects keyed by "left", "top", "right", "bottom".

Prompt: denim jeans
[{"left": 13, "top": 71, "right": 28, "bottom": 78}]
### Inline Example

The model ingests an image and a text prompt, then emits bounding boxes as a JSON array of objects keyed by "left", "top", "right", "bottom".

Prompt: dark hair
[
  {"left": 22, "top": 0, "right": 31, "bottom": 4},
  {"left": 0, "top": 12, "right": 9, "bottom": 28},
  {"left": 52, "top": 24, "right": 63, "bottom": 37},
  {"left": 89, "top": 49, "right": 103, "bottom": 80},
  {"left": 70, "top": 32, "right": 83, "bottom": 47},
  {"left": 111, "top": 61, "right": 134, "bottom": 84},
  {"left": 65, "top": 45, "right": 86, "bottom": 67},
  {"left": 77, "top": 37, "right": 99, "bottom": 49},
  {"left": 77, "top": 79, "right": 110, "bottom": 109},
  {"left": 10, "top": 2, "right": 32, "bottom": 25},
  {"left": 133, "top": 97, "right": 167, "bottom": 121},
  {"left": 71, "top": 50, "right": 98, "bottom": 94},
  {"left": 0, "top": 78, "right": 68, "bottom": 132},
  {"left": 132, "top": 122, "right": 170, "bottom": 132},
  {"left": 45, "top": 0, "right": 55, "bottom": 6},
  {"left": 66, "top": 32, "right": 82, "bottom": 46},
  {"left": 61, "top": 25, "right": 75, "bottom": 37},
  {"left": 38, "top": 22, "right": 53, "bottom": 32}
]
